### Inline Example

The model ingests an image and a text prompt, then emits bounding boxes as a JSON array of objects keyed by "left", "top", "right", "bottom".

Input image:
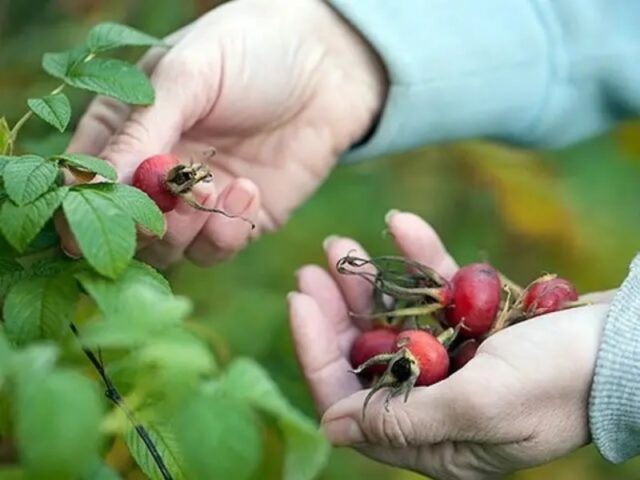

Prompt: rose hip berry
[
  {"left": 354, "top": 329, "right": 450, "bottom": 415},
  {"left": 522, "top": 275, "right": 578, "bottom": 317},
  {"left": 395, "top": 329, "right": 449, "bottom": 387},
  {"left": 132, "top": 154, "right": 181, "bottom": 212},
  {"left": 445, "top": 263, "right": 501, "bottom": 337},
  {"left": 132, "top": 153, "right": 255, "bottom": 228},
  {"left": 450, "top": 339, "right": 480, "bottom": 372},
  {"left": 350, "top": 329, "right": 398, "bottom": 378}
]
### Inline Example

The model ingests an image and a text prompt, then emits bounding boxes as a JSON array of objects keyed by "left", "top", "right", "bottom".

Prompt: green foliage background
[{"left": 2, "top": 0, "right": 640, "bottom": 478}]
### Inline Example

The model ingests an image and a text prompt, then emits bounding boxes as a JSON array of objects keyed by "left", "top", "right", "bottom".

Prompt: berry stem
[
  {"left": 498, "top": 272, "right": 524, "bottom": 297},
  {"left": 351, "top": 304, "right": 442, "bottom": 320},
  {"left": 69, "top": 323, "right": 174, "bottom": 480},
  {"left": 182, "top": 192, "right": 255, "bottom": 230}
]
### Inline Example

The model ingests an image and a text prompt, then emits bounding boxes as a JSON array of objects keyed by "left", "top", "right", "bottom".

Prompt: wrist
[{"left": 315, "top": 0, "right": 389, "bottom": 149}]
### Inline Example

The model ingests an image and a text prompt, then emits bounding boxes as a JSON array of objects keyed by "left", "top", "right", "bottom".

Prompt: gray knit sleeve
[{"left": 590, "top": 254, "right": 640, "bottom": 462}]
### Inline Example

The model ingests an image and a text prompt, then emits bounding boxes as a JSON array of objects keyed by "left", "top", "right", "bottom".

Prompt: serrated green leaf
[
  {"left": 0, "top": 263, "right": 24, "bottom": 297},
  {"left": 125, "top": 420, "right": 187, "bottom": 480},
  {"left": 221, "top": 359, "right": 330, "bottom": 480},
  {"left": 80, "top": 284, "right": 190, "bottom": 348},
  {"left": 0, "top": 155, "right": 15, "bottom": 175},
  {"left": 63, "top": 188, "right": 135, "bottom": 278},
  {"left": 174, "top": 392, "right": 261, "bottom": 480},
  {"left": 0, "top": 187, "right": 68, "bottom": 252},
  {"left": 95, "top": 183, "right": 165, "bottom": 236},
  {"left": 54, "top": 153, "right": 117, "bottom": 181},
  {"left": 11, "top": 344, "right": 58, "bottom": 379},
  {"left": 42, "top": 46, "right": 90, "bottom": 78},
  {"left": 3, "top": 273, "right": 79, "bottom": 346},
  {"left": 0, "top": 118, "right": 12, "bottom": 155},
  {"left": 27, "top": 94, "right": 71, "bottom": 132},
  {"left": 16, "top": 369, "right": 102, "bottom": 480},
  {"left": 76, "top": 260, "right": 170, "bottom": 316},
  {"left": 88, "top": 22, "right": 165, "bottom": 52},
  {"left": 62, "top": 58, "right": 154, "bottom": 105},
  {"left": 3, "top": 155, "right": 58, "bottom": 205}
]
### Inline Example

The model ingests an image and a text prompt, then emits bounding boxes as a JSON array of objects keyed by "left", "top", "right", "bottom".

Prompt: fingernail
[
  {"left": 61, "top": 244, "right": 82, "bottom": 260},
  {"left": 223, "top": 183, "right": 253, "bottom": 216},
  {"left": 384, "top": 209, "right": 401, "bottom": 225},
  {"left": 322, "top": 235, "right": 340, "bottom": 251},
  {"left": 322, "top": 418, "right": 365, "bottom": 446}
]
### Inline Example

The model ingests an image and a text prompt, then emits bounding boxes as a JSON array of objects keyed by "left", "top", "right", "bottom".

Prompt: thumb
[
  {"left": 99, "top": 48, "right": 220, "bottom": 183},
  {"left": 321, "top": 379, "right": 465, "bottom": 448}
]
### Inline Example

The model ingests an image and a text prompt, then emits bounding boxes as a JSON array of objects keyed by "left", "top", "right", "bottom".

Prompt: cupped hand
[
  {"left": 289, "top": 211, "right": 609, "bottom": 480},
  {"left": 63, "top": 0, "right": 387, "bottom": 267}
]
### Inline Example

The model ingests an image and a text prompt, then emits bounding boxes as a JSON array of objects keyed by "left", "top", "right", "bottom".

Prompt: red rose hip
[
  {"left": 132, "top": 154, "right": 180, "bottom": 213},
  {"left": 350, "top": 329, "right": 398, "bottom": 378},
  {"left": 445, "top": 263, "right": 501, "bottom": 337}
]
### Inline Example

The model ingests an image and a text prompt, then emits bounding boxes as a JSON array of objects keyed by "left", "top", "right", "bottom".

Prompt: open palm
[{"left": 289, "top": 211, "right": 608, "bottom": 479}]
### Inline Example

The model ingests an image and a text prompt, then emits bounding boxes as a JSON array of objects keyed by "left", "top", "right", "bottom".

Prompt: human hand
[
  {"left": 289, "top": 211, "right": 609, "bottom": 479},
  {"left": 62, "top": 0, "right": 387, "bottom": 267}
]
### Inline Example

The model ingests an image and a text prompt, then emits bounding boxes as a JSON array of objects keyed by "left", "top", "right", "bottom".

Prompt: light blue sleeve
[
  {"left": 328, "top": 0, "right": 640, "bottom": 162},
  {"left": 328, "top": 0, "right": 640, "bottom": 464}
]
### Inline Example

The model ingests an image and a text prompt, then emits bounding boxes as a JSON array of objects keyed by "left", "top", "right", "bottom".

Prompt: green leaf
[
  {"left": 76, "top": 260, "right": 170, "bottom": 316},
  {"left": 42, "top": 46, "right": 90, "bottom": 78},
  {"left": 125, "top": 420, "right": 187, "bottom": 480},
  {"left": 3, "top": 273, "right": 79, "bottom": 346},
  {"left": 95, "top": 183, "right": 165, "bottom": 236},
  {"left": 63, "top": 188, "right": 135, "bottom": 278},
  {"left": 0, "top": 118, "right": 11, "bottom": 155},
  {"left": 0, "top": 261, "right": 24, "bottom": 297},
  {"left": 174, "top": 392, "right": 262, "bottom": 480},
  {"left": 0, "top": 187, "right": 68, "bottom": 252},
  {"left": 27, "top": 94, "right": 71, "bottom": 132},
  {"left": 220, "top": 359, "right": 330, "bottom": 480},
  {"left": 0, "top": 258, "right": 22, "bottom": 275},
  {"left": 3, "top": 155, "right": 59, "bottom": 205},
  {"left": 54, "top": 153, "right": 117, "bottom": 181},
  {"left": 88, "top": 22, "right": 165, "bottom": 52},
  {"left": 62, "top": 58, "right": 154, "bottom": 105},
  {"left": 0, "top": 155, "right": 15, "bottom": 175},
  {"left": 11, "top": 344, "right": 59, "bottom": 378},
  {"left": 80, "top": 284, "right": 190, "bottom": 348},
  {"left": 16, "top": 370, "right": 102, "bottom": 480}
]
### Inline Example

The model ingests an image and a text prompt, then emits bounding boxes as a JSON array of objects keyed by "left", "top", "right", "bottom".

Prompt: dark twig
[{"left": 69, "top": 323, "right": 173, "bottom": 480}]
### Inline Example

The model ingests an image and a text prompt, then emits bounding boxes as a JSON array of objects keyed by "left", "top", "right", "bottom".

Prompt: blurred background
[{"left": 2, "top": 0, "right": 640, "bottom": 478}]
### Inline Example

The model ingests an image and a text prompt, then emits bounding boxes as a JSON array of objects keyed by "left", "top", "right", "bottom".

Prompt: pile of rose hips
[{"left": 337, "top": 254, "right": 580, "bottom": 415}]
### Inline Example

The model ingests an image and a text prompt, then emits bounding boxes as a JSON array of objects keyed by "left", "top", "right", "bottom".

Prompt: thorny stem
[{"left": 69, "top": 323, "right": 174, "bottom": 480}]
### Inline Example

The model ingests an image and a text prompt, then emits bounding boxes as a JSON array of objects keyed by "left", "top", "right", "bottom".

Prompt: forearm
[{"left": 329, "top": 0, "right": 640, "bottom": 161}]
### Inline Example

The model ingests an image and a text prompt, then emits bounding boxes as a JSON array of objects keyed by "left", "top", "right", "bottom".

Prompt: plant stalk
[{"left": 69, "top": 323, "right": 173, "bottom": 480}]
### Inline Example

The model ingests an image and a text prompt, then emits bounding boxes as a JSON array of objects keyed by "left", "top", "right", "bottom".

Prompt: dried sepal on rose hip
[
  {"left": 353, "top": 328, "right": 453, "bottom": 417},
  {"left": 336, "top": 254, "right": 453, "bottom": 329},
  {"left": 132, "top": 153, "right": 255, "bottom": 228}
]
